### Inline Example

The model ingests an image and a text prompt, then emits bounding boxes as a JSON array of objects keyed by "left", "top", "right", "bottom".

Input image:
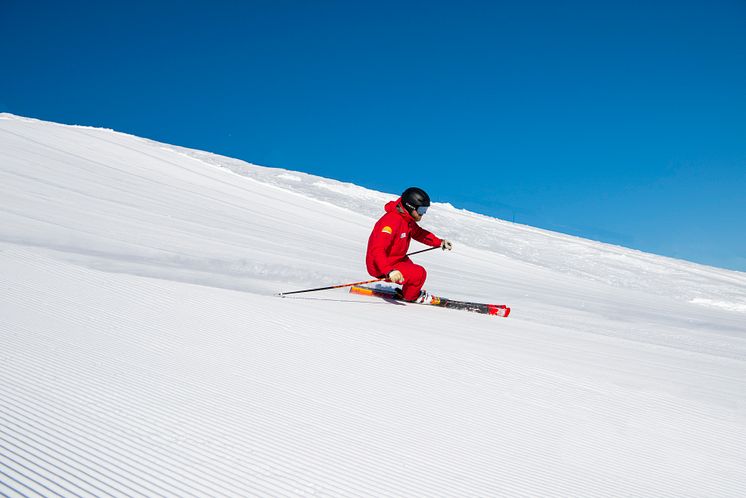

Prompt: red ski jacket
[{"left": 366, "top": 198, "right": 442, "bottom": 277}]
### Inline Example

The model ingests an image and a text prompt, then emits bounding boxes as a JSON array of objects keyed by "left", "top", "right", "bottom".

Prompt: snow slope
[{"left": 1, "top": 113, "right": 745, "bottom": 496}]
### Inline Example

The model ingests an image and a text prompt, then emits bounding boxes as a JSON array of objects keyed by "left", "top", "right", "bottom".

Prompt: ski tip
[{"left": 487, "top": 304, "right": 511, "bottom": 317}]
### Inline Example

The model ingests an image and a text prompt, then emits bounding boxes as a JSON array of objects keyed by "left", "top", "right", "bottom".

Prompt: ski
[{"left": 350, "top": 285, "right": 510, "bottom": 317}]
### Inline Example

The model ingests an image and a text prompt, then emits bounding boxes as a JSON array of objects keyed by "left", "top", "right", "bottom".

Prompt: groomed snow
[{"left": 1, "top": 113, "right": 745, "bottom": 496}]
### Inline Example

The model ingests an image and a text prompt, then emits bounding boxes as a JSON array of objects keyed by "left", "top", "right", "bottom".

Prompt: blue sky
[{"left": 2, "top": 0, "right": 745, "bottom": 271}]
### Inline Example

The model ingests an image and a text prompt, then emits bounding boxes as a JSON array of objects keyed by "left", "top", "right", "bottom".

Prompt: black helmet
[{"left": 401, "top": 187, "right": 431, "bottom": 214}]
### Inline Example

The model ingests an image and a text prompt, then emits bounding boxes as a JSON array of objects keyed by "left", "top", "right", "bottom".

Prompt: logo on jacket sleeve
[{"left": 381, "top": 226, "right": 392, "bottom": 234}]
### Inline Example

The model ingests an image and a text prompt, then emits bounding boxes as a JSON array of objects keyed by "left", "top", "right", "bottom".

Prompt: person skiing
[{"left": 366, "top": 187, "right": 452, "bottom": 303}]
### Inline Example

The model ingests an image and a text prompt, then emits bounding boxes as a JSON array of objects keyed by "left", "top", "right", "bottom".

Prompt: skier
[{"left": 366, "top": 187, "right": 452, "bottom": 304}]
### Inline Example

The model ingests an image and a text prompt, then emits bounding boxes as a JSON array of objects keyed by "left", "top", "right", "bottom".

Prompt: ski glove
[
  {"left": 388, "top": 270, "right": 404, "bottom": 284},
  {"left": 441, "top": 240, "right": 453, "bottom": 251}
]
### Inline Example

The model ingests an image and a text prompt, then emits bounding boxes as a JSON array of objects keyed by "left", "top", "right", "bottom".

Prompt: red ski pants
[{"left": 393, "top": 259, "right": 427, "bottom": 301}]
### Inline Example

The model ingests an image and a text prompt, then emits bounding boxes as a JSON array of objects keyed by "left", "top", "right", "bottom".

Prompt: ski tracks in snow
[{"left": 3, "top": 247, "right": 746, "bottom": 496}]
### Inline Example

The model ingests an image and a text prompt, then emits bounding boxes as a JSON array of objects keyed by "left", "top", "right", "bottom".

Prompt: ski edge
[{"left": 350, "top": 285, "right": 510, "bottom": 317}]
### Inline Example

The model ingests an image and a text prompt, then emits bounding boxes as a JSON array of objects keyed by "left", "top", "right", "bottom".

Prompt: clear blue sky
[{"left": 2, "top": 0, "right": 745, "bottom": 271}]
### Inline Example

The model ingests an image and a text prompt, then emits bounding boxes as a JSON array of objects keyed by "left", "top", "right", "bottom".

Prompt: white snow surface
[{"left": 1, "top": 112, "right": 745, "bottom": 497}]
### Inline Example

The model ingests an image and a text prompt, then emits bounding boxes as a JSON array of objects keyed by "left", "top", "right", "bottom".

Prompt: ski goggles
[{"left": 415, "top": 205, "right": 428, "bottom": 215}]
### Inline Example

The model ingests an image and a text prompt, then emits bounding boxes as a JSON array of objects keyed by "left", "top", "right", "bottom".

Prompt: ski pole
[
  {"left": 277, "top": 246, "right": 440, "bottom": 297},
  {"left": 278, "top": 278, "right": 385, "bottom": 297},
  {"left": 406, "top": 246, "right": 440, "bottom": 256}
]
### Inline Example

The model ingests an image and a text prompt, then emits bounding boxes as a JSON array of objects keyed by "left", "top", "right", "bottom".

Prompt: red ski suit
[{"left": 366, "top": 198, "right": 442, "bottom": 301}]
